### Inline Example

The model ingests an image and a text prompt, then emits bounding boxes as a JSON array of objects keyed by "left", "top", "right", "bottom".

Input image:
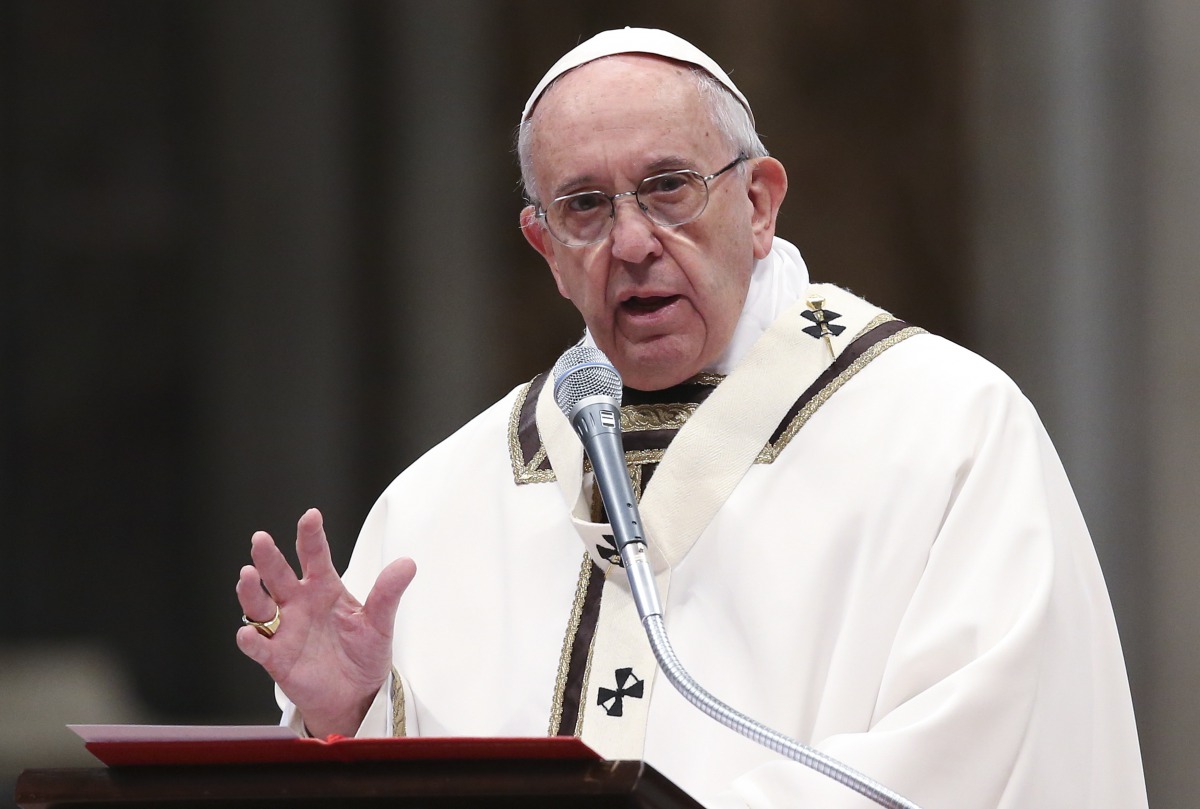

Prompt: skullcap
[{"left": 521, "top": 27, "right": 753, "bottom": 125}]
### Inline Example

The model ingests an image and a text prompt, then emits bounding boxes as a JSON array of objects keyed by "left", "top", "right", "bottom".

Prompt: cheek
[
  {"left": 692, "top": 238, "right": 754, "bottom": 332},
  {"left": 552, "top": 253, "right": 608, "bottom": 310},
  {"left": 549, "top": 264, "right": 572, "bottom": 299},
  {"left": 694, "top": 222, "right": 751, "bottom": 293}
]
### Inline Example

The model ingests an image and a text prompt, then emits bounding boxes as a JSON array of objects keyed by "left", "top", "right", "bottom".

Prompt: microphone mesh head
[{"left": 551, "top": 344, "right": 623, "bottom": 415}]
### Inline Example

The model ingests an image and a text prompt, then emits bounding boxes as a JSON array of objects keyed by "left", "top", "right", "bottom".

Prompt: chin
[
  {"left": 615, "top": 350, "right": 704, "bottom": 391},
  {"left": 599, "top": 330, "right": 710, "bottom": 390}
]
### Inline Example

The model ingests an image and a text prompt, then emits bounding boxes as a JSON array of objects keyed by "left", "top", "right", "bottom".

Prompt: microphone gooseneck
[{"left": 551, "top": 344, "right": 923, "bottom": 809}]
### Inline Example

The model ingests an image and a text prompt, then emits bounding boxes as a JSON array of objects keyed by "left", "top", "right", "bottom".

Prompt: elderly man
[{"left": 236, "top": 28, "right": 1146, "bottom": 808}]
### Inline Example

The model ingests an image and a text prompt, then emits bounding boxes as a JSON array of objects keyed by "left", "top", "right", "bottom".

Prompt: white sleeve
[{"left": 277, "top": 676, "right": 392, "bottom": 738}]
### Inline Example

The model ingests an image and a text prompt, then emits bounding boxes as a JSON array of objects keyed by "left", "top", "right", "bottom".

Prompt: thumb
[{"left": 362, "top": 557, "right": 417, "bottom": 637}]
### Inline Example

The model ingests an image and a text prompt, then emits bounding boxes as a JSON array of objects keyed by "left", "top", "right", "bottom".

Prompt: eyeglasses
[{"left": 536, "top": 156, "right": 747, "bottom": 247}]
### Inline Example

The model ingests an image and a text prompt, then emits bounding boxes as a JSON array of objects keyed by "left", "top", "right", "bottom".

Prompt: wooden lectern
[{"left": 15, "top": 733, "right": 704, "bottom": 808}]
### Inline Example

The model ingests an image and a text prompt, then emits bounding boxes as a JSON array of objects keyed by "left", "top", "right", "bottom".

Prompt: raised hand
[{"left": 235, "top": 508, "right": 416, "bottom": 738}]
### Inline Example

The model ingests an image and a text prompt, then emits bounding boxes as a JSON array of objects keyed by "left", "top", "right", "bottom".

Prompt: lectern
[{"left": 15, "top": 733, "right": 704, "bottom": 808}]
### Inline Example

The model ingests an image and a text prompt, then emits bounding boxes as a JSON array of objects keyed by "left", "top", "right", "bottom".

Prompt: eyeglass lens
[{"left": 548, "top": 169, "right": 709, "bottom": 246}]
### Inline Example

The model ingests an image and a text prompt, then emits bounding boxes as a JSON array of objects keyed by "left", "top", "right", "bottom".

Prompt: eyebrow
[
  {"left": 550, "top": 155, "right": 698, "bottom": 200},
  {"left": 644, "top": 155, "right": 695, "bottom": 174},
  {"left": 551, "top": 174, "right": 601, "bottom": 199}
]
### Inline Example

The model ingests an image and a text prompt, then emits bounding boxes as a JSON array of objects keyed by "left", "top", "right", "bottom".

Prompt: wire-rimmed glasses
[{"left": 536, "top": 155, "right": 747, "bottom": 247}]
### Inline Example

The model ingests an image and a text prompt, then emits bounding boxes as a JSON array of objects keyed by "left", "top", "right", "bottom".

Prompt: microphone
[
  {"left": 550, "top": 344, "right": 662, "bottom": 622},
  {"left": 551, "top": 344, "right": 922, "bottom": 809}
]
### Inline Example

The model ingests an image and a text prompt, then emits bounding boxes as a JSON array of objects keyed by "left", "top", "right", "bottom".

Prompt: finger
[
  {"left": 249, "top": 531, "right": 300, "bottom": 603},
  {"left": 235, "top": 624, "right": 274, "bottom": 665},
  {"left": 236, "top": 565, "right": 277, "bottom": 622},
  {"left": 295, "top": 508, "right": 339, "bottom": 582},
  {"left": 362, "top": 557, "right": 417, "bottom": 637}
]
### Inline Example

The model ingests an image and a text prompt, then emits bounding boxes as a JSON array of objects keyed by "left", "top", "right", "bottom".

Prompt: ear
[
  {"left": 520, "top": 205, "right": 571, "bottom": 300},
  {"left": 745, "top": 157, "right": 788, "bottom": 260}
]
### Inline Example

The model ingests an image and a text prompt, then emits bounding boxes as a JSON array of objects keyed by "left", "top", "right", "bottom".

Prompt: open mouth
[{"left": 621, "top": 295, "right": 680, "bottom": 314}]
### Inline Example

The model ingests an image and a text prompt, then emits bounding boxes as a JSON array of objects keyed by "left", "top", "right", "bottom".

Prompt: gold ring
[{"left": 242, "top": 604, "right": 281, "bottom": 638}]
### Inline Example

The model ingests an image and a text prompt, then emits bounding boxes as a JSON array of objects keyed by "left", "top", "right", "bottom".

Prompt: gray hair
[{"left": 516, "top": 65, "right": 768, "bottom": 207}]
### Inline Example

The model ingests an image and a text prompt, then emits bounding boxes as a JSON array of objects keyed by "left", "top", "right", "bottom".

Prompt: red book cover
[{"left": 69, "top": 725, "right": 602, "bottom": 768}]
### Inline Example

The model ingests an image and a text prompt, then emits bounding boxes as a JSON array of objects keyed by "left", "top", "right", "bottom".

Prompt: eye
[
  {"left": 563, "top": 192, "right": 608, "bottom": 215},
  {"left": 641, "top": 172, "right": 693, "bottom": 196}
]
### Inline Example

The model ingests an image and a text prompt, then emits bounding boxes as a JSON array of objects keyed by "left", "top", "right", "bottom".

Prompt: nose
[{"left": 609, "top": 196, "right": 662, "bottom": 264}]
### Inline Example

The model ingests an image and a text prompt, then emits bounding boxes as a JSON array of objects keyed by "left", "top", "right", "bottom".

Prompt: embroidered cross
[
  {"left": 597, "top": 533, "right": 624, "bottom": 567},
  {"left": 597, "top": 667, "right": 644, "bottom": 717},
  {"left": 803, "top": 296, "right": 844, "bottom": 359},
  {"left": 801, "top": 304, "right": 845, "bottom": 339}
]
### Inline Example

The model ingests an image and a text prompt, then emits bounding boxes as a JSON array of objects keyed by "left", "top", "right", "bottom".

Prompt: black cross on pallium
[
  {"left": 597, "top": 667, "right": 644, "bottom": 717},
  {"left": 801, "top": 307, "right": 846, "bottom": 339},
  {"left": 597, "top": 533, "right": 624, "bottom": 567}
]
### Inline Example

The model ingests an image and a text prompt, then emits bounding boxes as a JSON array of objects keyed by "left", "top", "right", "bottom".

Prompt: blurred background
[{"left": 1, "top": 0, "right": 1195, "bottom": 805}]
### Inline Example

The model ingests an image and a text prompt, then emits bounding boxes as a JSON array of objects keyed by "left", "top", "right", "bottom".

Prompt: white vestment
[{"left": 280, "top": 239, "right": 1146, "bottom": 809}]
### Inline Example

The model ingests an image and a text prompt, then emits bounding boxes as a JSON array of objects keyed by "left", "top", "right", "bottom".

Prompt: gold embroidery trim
[
  {"left": 854, "top": 312, "right": 895, "bottom": 342},
  {"left": 548, "top": 551, "right": 594, "bottom": 736},
  {"left": 622, "top": 402, "right": 697, "bottom": 431},
  {"left": 692, "top": 372, "right": 725, "bottom": 387},
  {"left": 509, "top": 381, "right": 557, "bottom": 484},
  {"left": 757, "top": 325, "right": 926, "bottom": 463},
  {"left": 572, "top": 565, "right": 616, "bottom": 738},
  {"left": 575, "top": 623, "right": 599, "bottom": 737},
  {"left": 629, "top": 461, "right": 644, "bottom": 497},
  {"left": 390, "top": 665, "right": 406, "bottom": 737},
  {"left": 583, "top": 448, "right": 664, "bottom": 476}
]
